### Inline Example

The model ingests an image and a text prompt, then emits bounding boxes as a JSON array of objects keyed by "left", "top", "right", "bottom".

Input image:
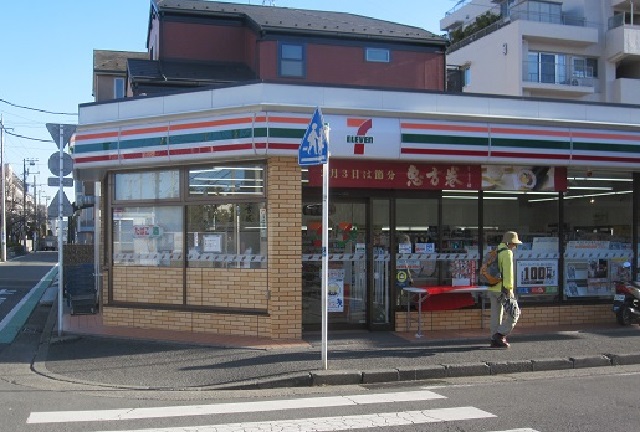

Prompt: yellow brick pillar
[{"left": 267, "top": 157, "right": 302, "bottom": 339}]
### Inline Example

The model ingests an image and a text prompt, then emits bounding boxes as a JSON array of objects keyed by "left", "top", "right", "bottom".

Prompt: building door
[{"left": 302, "top": 199, "right": 369, "bottom": 330}]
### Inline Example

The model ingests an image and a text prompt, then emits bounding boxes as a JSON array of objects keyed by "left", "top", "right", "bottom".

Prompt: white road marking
[
  {"left": 486, "top": 429, "right": 540, "bottom": 432},
  {"left": 87, "top": 407, "right": 496, "bottom": 432},
  {"left": 27, "top": 389, "right": 447, "bottom": 424}
]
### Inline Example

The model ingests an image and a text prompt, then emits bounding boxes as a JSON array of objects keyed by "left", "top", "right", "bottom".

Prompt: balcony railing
[
  {"left": 448, "top": 9, "right": 593, "bottom": 54},
  {"left": 510, "top": 10, "right": 589, "bottom": 27},
  {"left": 522, "top": 60, "right": 595, "bottom": 87}
]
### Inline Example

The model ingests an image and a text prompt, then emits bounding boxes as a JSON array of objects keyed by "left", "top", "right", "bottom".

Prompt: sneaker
[
  {"left": 490, "top": 339, "right": 502, "bottom": 348},
  {"left": 491, "top": 333, "right": 510, "bottom": 349}
]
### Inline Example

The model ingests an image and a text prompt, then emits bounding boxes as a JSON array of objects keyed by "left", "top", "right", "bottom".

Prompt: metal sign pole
[
  {"left": 57, "top": 124, "right": 64, "bottom": 337},
  {"left": 321, "top": 153, "right": 329, "bottom": 370}
]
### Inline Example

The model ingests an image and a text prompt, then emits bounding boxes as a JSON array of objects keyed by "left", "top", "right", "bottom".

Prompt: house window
[
  {"left": 365, "top": 48, "right": 390, "bottom": 63},
  {"left": 114, "top": 77, "right": 125, "bottom": 99},
  {"left": 526, "top": 52, "right": 567, "bottom": 84},
  {"left": 279, "top": 43, "right": 305, "bottom": 77},
  {"left": 464, "top": 67, "right": 471, "bottom": 87}
]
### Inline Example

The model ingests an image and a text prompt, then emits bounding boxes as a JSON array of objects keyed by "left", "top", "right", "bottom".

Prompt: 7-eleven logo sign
[{"left": 346, "top": 118, "right": 373, "bottom": 155}]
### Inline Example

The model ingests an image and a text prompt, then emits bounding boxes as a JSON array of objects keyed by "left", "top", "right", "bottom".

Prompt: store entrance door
[{"left": 302, "top": 199, "right": 373, "bottom": 330}]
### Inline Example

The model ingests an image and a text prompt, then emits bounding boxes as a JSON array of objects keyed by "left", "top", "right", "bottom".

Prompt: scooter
[{"left": 613, "top": 262, "right": 640, "bottom": 326}]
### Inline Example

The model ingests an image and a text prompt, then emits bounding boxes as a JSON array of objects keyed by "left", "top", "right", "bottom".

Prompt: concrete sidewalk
[{"left": 26, "top": 299, "right": 640, "bottom": 391}]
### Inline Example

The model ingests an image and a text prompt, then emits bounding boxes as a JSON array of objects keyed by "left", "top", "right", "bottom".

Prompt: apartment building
[{"left": 442, "top": 0, "right": 640, "bottom": 103}]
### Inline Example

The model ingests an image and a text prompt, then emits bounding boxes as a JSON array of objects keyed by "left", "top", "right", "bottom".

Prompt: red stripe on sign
[
  {"left": 265, "top": 143, "right": 299, "bottom": 150},
  {"left": 169, "top": 146, "right": 214, "bottom": 156},
  {"left": 74, "top": 154, "right": 119, "bottom": 164},
  {"left": 573, "top": 154, "right": 640, "bottom": 163},
  {"left": 491, "top": 151, "right": 570, "bottom": 160},
  {"left": 121, "top": 150, "right": 169, "bottom": 160},
  {"left": 212, "top": 143, "right": 254, "bottom": 152},
  {"left": 401, "top": 148, "right": 488, "bottom": 157}
]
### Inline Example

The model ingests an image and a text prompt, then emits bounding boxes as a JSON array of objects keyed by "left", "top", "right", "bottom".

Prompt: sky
[{"left": 0, "top": 0, "right": 461, "bottom": 203}]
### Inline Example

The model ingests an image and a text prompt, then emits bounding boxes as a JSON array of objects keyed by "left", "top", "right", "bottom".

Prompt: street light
[{"left": 22, "top": 158, "right": 37, "bottom": 252}]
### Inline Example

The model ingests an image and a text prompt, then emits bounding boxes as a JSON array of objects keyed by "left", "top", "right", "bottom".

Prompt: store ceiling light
[{"left": 567, "top": 186, "right": 613, "bottom": 191}]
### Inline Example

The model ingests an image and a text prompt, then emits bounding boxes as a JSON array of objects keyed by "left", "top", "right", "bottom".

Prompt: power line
[
  {"left": 0, "top": 97, "right": 77, "bottom": 116},
  {"left": 0, "top": 125, "right": 54, "bottom": 143}
]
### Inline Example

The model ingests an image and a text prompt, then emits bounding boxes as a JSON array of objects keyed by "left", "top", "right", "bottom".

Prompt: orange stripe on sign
[
  {"left": 169, "top": 117, "right": 253, "bottom": 131},
  {"left": 121, "top": 126, "right": 168, "bottom": 136},
  {"left": 401, "top": 123, "right": 489, "bottom": 134},
  {"left": 347, "top": 118, "right": 369, "bottom": 127},
  {"left": 491, "top": 127, "right": 571, "bottom": 138},
  {"left": 75, "top": 131, "right": 119, "bottom": 141},
  {"left": 268, "top": 116, "right": 310, "bottom": 124},
  {"left": 571, "top": 131, "right": 640, "bottom": 142}
]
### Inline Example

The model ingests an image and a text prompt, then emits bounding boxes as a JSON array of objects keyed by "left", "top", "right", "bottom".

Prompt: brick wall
[
  {"left": 187, "top": 268, "right": 268, "bottom": 309},
  {"left": 395, "top": 303, "right": 615, "bottom": 332},
  {"left": 112, "top": 267, "right": 183, "bottom": 304},
  {"left": 267, "top": 157, "right": 302, "bottom": 339}
]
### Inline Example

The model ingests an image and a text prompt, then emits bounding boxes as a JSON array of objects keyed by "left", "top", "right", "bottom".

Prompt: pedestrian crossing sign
[{"left": 298, "top": 107, "right": 328, "bottom": 166}]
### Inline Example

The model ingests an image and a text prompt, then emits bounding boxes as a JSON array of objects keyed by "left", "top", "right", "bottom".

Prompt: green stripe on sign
[
  {"left": 170, "top": 129, "right": 253, "bottom": 145},
  {"left": 402, "top": 133, "right": 488, "bottom": 146},
  {"left": 268, "top": 128, "right": 305, "bottom": 139},
  {"left": 573, "top": 141, "right": 640, "bottom": 153},
  {"left": 73, "top": 141, "right": 118, "bottom": 155},
  {"left": 491, "top": 137, "right": 570, "bottom": 150}
]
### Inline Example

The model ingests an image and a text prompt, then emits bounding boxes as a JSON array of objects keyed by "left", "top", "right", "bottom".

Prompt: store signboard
[
  {"left": 516, "top": 260, "right": 558, "bottom": 295},
  {"left": 481, "top": 165, "right": 567, "bottom": 191},
  {"left": 308, "top": 161, "right": 481, "bottom": 190},
  {"left": 309, "top": 162, "right": 566, "bottom": 191}
]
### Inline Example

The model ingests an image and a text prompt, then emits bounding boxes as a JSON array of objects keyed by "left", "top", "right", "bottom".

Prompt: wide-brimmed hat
[{"left": 503, "top": 231, "right": 523, "bottom": 244}]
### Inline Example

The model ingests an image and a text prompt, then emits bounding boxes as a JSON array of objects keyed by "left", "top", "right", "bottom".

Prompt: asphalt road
[
  {"left": 0, "top": 252, "right": 57, "bottom": 347},
  {"left": 1, "top": 365, "right": 639, "bottom": 431}
]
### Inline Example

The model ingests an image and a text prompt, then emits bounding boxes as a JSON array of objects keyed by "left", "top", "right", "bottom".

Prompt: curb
[{"left": 202, "top": 352, "right": 640, "bottom": 390}]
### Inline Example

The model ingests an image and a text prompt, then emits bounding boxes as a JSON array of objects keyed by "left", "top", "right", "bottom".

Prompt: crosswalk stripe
[
  {"left": 27, "top": 389, "right": 447, "bottom": 424},
  {"left": 487, "top": 429, "right": 540, "bottom": 432},
  {"left": 87, "top": 407, "right": 496, "bottom": 432}
]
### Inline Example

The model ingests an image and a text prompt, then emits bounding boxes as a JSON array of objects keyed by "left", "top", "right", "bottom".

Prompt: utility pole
[
  {"left": 22, "top": 158, "right": 37, "bottom": 252},
  {"left": 0, "top": 115, "right": 5, "bottom": 262}
]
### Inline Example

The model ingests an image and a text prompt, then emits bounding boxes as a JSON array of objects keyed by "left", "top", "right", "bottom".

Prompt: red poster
[{"left": 307, "top": 161, "right": 482, "bottom": 190}]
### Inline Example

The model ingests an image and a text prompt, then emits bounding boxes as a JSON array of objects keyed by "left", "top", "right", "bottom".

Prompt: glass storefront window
[
  {"left": 112, "top": 206, "right": 183, "bottom": 267},
  {"left": 114, "top": 170, "right": 180, "bottom": 200},
  {"left": 484, "top": 190, "right": 560, "bottom": 302},
  {"left": 188, "top": 165, "right": 265, "bottom": 196},
  {"left": 186, "top": 202, "right": 267, "bottom": 268},
  {"left": 563, "top": 169, "right": 632, "bottom": 300}
]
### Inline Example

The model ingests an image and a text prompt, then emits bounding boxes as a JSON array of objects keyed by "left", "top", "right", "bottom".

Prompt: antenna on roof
[{"left": 262, "top": 0, "right": 276, "bottom": 5}]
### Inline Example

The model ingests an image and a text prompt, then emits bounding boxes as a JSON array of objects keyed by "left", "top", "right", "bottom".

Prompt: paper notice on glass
[{"left": 327, "top": 269, "right": 345, "bottom": 312}]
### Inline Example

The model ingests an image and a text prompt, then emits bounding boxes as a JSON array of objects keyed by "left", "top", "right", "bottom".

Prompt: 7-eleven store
[{"left": 74, "top": 83, "right": 640, "bottom": 341}]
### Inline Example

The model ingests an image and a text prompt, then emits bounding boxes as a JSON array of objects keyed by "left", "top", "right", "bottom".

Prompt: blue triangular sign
[{"left": 298, "top": 108, "right": 328, "bottom": 166}]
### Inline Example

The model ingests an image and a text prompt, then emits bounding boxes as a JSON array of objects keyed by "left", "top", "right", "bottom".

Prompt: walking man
[{"left": 489, "top": 231, "right": 522, "bottom": 348}]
